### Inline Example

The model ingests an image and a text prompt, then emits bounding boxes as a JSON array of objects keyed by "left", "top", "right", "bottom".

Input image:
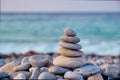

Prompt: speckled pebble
[
  {"left": 87, "top": 73, "right": 103, "bottom": 80},
  {"left": 14, "top": 73, "right": 26, "bottom": 79},
  {"left": 64, "top": 28, "right": 76, "bottom": 37},
  {"left": 21, "top": 57, "right": 30, "bottom": 64}
]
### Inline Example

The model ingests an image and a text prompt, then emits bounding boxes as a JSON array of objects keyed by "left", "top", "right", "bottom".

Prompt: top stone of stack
[{"left": 64, "top": 28, "right": 76, "bottom": 37}]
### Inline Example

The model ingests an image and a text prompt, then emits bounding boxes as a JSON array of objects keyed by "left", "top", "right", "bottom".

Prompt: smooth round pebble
[
  {"left": 14, "top": 73, "right": 26, "bottom": 79},
  {"left": 53, "top": 56, "right": 85, "bottom": 68},
  {"left": 61, "top": 36, "right": 80, "bottom": 43},
  {"left": 74, "top": 64, "right": 100, "bottom": 77},
  {"left": 59, "top": 48, "right": 83, "bottom": 57},
  {"left": 59, "top": 41, "right": 82, "bottom": 50},
  {"left": 100, "top": 64, "right": 120, "bottom": 78},
  {"left": 48, "top": 66, "right": 70, "bottom": 74},
  {"left": 14, "top": 63, "right": 31, "bottom": 71},
  {"left": 21, "top": 57, "right": 30, "bottom": 64},
  {"left": 0, "top": 72, "right": 8, "bottom": 79},
  {"left": 88, "top": 73, "right": 103, "bottom": 80},
  {"left": 29, "top": 67, "right": 41, "bottom": 79},
  {"left": 38, "top": 72, "right": 56, "bottom": 79},
  {"left": 64, "top": 28, "right": 76, "bottom": 37},
  {"left": 29, "top": 55, "right": 49, "bottom": 67},
  {"left": 64, "top": 71, "right": 83, "bottom": 80}
]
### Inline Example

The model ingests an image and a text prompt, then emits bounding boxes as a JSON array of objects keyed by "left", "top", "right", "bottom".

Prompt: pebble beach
[{"left": 0, "top": 28, "right": 120, "bottom": 80}]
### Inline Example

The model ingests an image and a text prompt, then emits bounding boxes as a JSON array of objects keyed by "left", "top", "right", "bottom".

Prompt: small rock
[
  {"left": 56, "top": 75, "right": 63, "bottom": 79},
  {"left": 87, "top": 73, "right": 103, "bottom": 80},
  {"left": 11, "top": 71, "right": 31, "bottom": 79},
  {"left": 59, "top": 48, "right": 83, "bottom": 57},
  {"left": 0, "top": 59, "right": 6, "bottom": 67},
  {"left": 59, "top": 41, "right": 82, "bottom": 50},
  {"left": 29, "top": 67, "right": 41, "bottom": 79},
  {"left": 0, "top": 72, "right": 8, "bottom": 79},
  {"left": 53, "top": 56, "right": 85, "bottom": 68},
  {"left": 64, "top": 28, "right": 76, "bottom": 37},
  {"left": 100, "top": 64, "right": 120, "bottom": 78},
  {"left": 38, "top": 72, "right": 56, "bottom": 79},
  {"left": 74, "top": 64, "right": 100, "bottom": 77},
  {"left": 14, "top": 73, "right": 26, "bottom": 79},
  {"left": 64, "top": 71, "right": 83, "bottom": 80},
  {"left": 21, "top": 57, "right": 30, "bottom": 64},
  {"left": 61, "top": 36, "right": 80, "bottom": 43},
  {"left": 48, "top": 66, "right": 70, "bottom": 74},
  {"left": 29, "top": 55, "right": 49, "bottom": 67},
  {"left": 40, "top": 67, "right": 48, "bottom": 72},
  {"left": 14, "top": 63, "right": 31, "bottom": 71}
]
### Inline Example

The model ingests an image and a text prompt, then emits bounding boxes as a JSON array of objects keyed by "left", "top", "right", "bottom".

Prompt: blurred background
[{"left": 0, "top": 0, "right": 120, "bottom": 55}]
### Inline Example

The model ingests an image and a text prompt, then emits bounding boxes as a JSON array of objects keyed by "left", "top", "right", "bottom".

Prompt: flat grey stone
[
  {"left": 61, "top": 36, "right": 80, "bottom": 43},
  {"left": 29, "top": 55, "right": 49, "bottom": 67},
  {"left": 74, "top": 64, "right": 100, "bottom": 77},
  {"left": 48, "top": 66, "right": 70, "bottom": 74},
  {"left": 38, "top": 72, "right": 56, "bottom": 79},
  {"left": 58, "top": 41, "right": 82, "bottom": 50}
]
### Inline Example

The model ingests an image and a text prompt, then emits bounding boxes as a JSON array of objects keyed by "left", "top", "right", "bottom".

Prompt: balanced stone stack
[{"left": 53, "top": 28, "right": 85, "bottom": 69}]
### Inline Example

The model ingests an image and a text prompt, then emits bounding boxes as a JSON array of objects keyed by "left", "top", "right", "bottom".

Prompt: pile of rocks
[
  {"left": 53, "top": 28, "right": 85, "bottom": 69},
  {"left": 0, "top": 28, "right": 119, "bottom": 80}
]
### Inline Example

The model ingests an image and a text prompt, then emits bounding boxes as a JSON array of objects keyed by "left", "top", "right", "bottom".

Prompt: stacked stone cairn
[
  {"left": 53, "top": 28, "right": 85, "bottom": 69},
  {"left": 0, "top": 28, "right": 120, "bottom": 80}
]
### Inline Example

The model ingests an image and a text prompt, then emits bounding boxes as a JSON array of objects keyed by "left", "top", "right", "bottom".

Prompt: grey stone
[
  {"left": 14, "top": 73, "right": 26, "bottom": 80},
  {"left": 38, "top": 72, "right": 56, "bottom": 79},
  {"left": 74, "top": 64, "right": 100, "bottom": 77},
  {"left": 58, "top": 41, "right": 82, "bottom": 50},
  {"left": 14, "top": 63, "right": 31, "bottom": 71},
  {"left": 61, "top": 36, "right": 80, "bottom": 43},
  {"left": 59, "top": 48, "right": 83, "bottom": 57},
  {"left": 48, "top": 66, "right": 70, "bottom": 74},
  {"left": 40, "top": 67, "right": 48, "bottom": 72},
  {"left": 29, "top": 67, "right": 41, "bottom": 79},
  {"left": 64, "top": 71, "right": 83, "bottom": 80},
  {"left": 21, "top": 57, "right": 30, "bottom": 64},
  {"left": 64, "top": 28, "right": 76, "bottom": 37},
  {"left": 29, "top": 55, "right": 49, "bottom": 67},
  {"left": 100, "top": 64, "right": 120, "bottom": 78}
]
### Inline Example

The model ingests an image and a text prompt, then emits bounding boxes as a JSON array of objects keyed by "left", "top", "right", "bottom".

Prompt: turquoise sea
[{"left": 0, "top": 13, "right": 120, "bottom": 55}]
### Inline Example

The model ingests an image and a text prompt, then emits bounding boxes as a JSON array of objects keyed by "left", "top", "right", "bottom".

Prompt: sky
[{"left": 1, "top": 0, "right": 120, "bottom": 12}]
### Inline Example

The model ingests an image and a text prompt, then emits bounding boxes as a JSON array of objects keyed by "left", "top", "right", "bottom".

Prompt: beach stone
[
  {"left": 87, "top": 73, "right": 103, "bottom": 80},
  {"left": 61, "top": 36, "right": 80, "bottom": 43},
  {"left": 29, "top": 67, "right": 41, "bottom": 79},
  {"left": 64, "top": 71, "right": 83, "bottom": 80},
  {"left": 59, "top": 48, "right": 83, "bottom": 57},
  {"left": 38, "top": 72, "right": 56, "bottom": 79},
  {"left": 58, "top": 41, "right": 82, "bottom": 50},
  {"left": 0, "top": 61, "right": 17, "bottom": 74},
  {"left": 11, "top": 71, "right": 31, "bottom": 79},
  {"left": 64, "top": 28, "right": 76, "bottom": 37},
  {"left": 14, "top": 73, "right": 26, "bottom": 80},
  {"left": 74, "top": 64, "right": 100, "bottom": 77},
  {"left": 0, "top": 72, "right": 8, "bottom": 79},
  {"left": 53, "top": 56, "right": 85, "bottom": 68},
  {"left": 0, "top": 59, "right": 6, "bottom": 67},
  {"left": 100, "top": 64, "right": 120, "bottom": 78},
  {"left": 56, "top": 75, "right": 63, "bottom": 79},
  {"left": 29, "top": 55, "right": 49, "bottom": 67},
  {"left": 40, "top": 67, "right": 48, "bottom": 72},
  {"left": 14, "top": 63, "right": 31, "bottom": 71},
  {"left": 21, "top": 56, "right": 30, "bottom": 64},
  {"left": 48, "top": 66, "right": 70, "bottom": 74}
]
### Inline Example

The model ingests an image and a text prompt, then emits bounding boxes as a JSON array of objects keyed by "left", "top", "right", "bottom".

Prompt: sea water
[{"left": 0, "top": 13, "right": 120, "bottom": 55}]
